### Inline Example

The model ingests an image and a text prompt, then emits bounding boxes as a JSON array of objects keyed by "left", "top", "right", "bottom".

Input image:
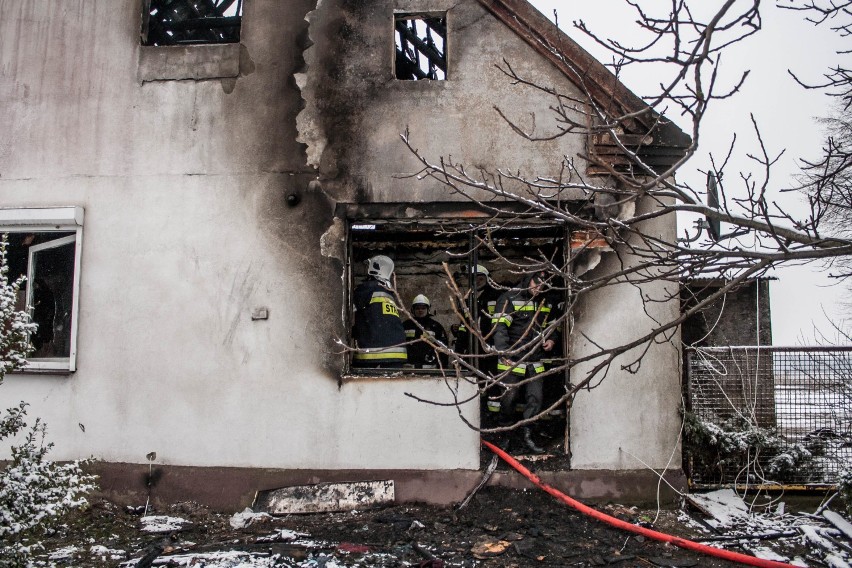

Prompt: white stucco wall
[
  {"left": 0, "top": 0, "right": 483, "bottom": 470},
  {"left": 569, "top": 197, "right": 683, "bottom": 470},
  {"left": 296, "top": 0, "right": 589, "bottom": 203},
  {"left": 0, "top": 174, "right": 481, "bottom": 469}
]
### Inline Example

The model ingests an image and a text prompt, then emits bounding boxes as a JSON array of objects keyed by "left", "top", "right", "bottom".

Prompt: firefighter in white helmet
[
  {"left": 402, "top": 294, "right": 448, "bottom": 369},
  {"left": 352, "top": 255, "right": 407, "bottom": 367}
]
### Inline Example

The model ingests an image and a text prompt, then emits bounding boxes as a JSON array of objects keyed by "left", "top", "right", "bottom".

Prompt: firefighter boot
[{"left": 522, "top": 427, "right": 544, "bottom": 454}]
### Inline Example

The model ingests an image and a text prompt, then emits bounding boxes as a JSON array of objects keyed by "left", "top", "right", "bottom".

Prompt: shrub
[
  {"left": 837, "top": 468, "right": 852, "bottom": 515},
  {"left": 683, "top": 411, "right": 819, "bottom": 484}
]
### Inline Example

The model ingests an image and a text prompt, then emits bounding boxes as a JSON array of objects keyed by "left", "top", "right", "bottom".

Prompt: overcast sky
[{"left": 527, "top": 1, "right": 849, "bottom": 345}]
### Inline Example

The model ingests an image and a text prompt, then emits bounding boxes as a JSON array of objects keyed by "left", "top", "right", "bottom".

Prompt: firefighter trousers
[{"left": 499, "top": 361, "right": 545, "bottom": 421}]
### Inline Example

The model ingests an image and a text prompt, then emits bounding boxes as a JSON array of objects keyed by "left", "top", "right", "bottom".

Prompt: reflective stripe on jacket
[
  {"left": 491, "top": 289, "right": 556, "bottom": 355},
  {"left": 352, "top": 278, "right": 407, "bottom": 362},
  {"left": 403, "top": 316, "right": 448, "bottom": 368},
  {"left": 496, "top": 360, "right": 546, "bottom": 376}
]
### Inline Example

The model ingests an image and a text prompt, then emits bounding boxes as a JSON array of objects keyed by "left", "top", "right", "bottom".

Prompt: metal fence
[{"left": 686, "top": 346, "right": 852, "bottom": 487}]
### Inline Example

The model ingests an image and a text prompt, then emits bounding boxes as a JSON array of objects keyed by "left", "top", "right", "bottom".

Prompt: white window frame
[{"left": 0, "top": 207, "right": 84, "bottom": 373}]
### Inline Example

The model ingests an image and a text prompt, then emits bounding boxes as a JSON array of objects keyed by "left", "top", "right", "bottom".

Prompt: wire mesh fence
[{"left": 686, "top": 346, "right": 852, "bottom": 487}]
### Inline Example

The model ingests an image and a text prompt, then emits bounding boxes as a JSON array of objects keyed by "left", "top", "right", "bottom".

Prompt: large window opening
[
  {"left": 1, "top": 208, "right": 84, "bottom": 373},
  {"left": 394, "top": 14, "right": 447, "bottom": 80},
  {"left": 347, "top": 220, "right": 568, "bottom": 373},
  {"left": 347, "top": 218, "right": 570, "bottom": 454},
  {"left": 143, "top": 0, "right": 243, "bottom": 46}
]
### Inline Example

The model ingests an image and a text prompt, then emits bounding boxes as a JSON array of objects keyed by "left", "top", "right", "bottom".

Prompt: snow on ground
[
  {"left": 89, "top": 544, "right": 126, "bottom": 560},
  {"left": 255, "top": 528, "right": 311, "bottom": 543},
  {"left": 801, "top": 525, "right": 852, "bottom": 567},
  {"left": 685, "top": 489, "right": 852, "bottom": 566},
  {"left": 743, "top": 544, "right": 788, "bottom": 562},
  {"left": 687, "top": 488, "right": 750, "bottom": 527},
  {"left": 28, "top": 487, "right": 852, "bottom": 567},
  {"left": 46, "top": 545, "right": 77, "bottom": 561},
  {"left": 230, "top": 507, "right": 273, "bottom": 529},
  {"left": 140, "top": 515, "right": 193, "bottom": 533},
  {"left": 135, "top": 550, "right": 283, "bottom": 567},
  {"left": 120, "top": 548, "right": 418, "bottom": 568}
]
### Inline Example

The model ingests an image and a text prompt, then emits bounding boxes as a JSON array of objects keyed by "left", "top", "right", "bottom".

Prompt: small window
[
  {"left": 394, "top": 14, "right": 447, "bottom": 80},
  {"left": 1, "top": 207, "right": 84, "bottom": 373},
  {"left": 143, "top": 0, "right": 243, "bottom": 46}
]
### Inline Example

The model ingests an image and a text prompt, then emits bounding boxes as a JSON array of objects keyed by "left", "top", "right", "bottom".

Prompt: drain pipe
[{"left": 481, "top": 440, "right": 796, "bottom": 568}]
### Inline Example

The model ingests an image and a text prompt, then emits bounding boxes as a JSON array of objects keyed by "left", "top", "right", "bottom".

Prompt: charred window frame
[
  {"left": 0, "top": 207, "right": 84, "bottom": 374},
  {"left": 344, "top": 219, "right": 568, "bottom": 377},
  {"left": 394, "top": 13, "right": 447, "bottom": 81},
  {"left": 142, "top": 0, "right": 243, "bottom": 46}
]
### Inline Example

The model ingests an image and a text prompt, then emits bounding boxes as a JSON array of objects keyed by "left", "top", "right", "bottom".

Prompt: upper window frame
[
  {"left": 137, "top": 0, "right": 243, "bottom": 82},
  {"left": 0, "top": 207, "right": 84, "bottom": 374}
]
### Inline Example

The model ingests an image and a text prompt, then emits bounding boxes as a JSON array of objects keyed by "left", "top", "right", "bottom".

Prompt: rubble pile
[{"left": 27, "top": 487, "right": 852, "bottom": 567}]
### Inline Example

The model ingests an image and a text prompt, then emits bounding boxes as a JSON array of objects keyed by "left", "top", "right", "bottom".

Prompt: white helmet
[
  {"left": 412, "top": 294, "right": 430, "bottom": 308},
  {"left": 366, "top": 255, "right": 394, "bottom": 285},
  {"left": 474, "top": 264, "right": 489, "bottom": 276}
]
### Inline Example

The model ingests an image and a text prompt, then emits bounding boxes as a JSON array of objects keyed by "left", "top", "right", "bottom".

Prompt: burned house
[{"left": 0, "top": 0, "right": 688, "bottom": 507}]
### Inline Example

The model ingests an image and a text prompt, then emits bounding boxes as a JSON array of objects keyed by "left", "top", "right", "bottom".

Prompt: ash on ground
[{"left": 28, "top": 486, "right": 842, "bottom": 567}]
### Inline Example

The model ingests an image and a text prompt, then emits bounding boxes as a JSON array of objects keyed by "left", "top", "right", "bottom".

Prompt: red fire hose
[{"left": 481, "top": 440, "right": 797, "bottom": 568}]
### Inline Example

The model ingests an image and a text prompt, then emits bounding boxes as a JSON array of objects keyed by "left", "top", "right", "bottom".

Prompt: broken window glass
[
  {"left": 394, "top": 15, "right": 447, "bottom": 80},
  {"left": 143, "top": 0, "right": 243, "bottom": 46}
]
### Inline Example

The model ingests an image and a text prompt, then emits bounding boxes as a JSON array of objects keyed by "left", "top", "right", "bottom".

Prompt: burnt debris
[
  {"left": 394, "top": 15, "right": 447, "bottom": 80},
  {"left": 144, "top": 0, "right": 243, "bottom": 46}
]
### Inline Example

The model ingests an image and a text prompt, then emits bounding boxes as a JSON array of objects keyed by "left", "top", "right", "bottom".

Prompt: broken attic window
[
  {"left": 394, "top": 15, "right": 446, "bottom": 81},
  {"left": 144, "top": 0, "right": 242, "bottom": 46}
]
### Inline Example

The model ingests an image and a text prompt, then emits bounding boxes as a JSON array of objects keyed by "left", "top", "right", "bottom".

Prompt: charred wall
[
  {"left": 296, "top": 0, "right": 589, "bottom": 204},
  {"left": 0, "top": 0, "right": 360, "bottom": 467},
  {"left": 682, "top": 279, "right": 773, "bottom": 348}
]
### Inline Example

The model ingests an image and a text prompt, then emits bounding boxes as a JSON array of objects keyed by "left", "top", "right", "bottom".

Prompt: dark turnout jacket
[
  {"left": 454, "top": 284, "right": 501, "bottom": 354},
  {"left": 491, "top": 280, "right": 559, "bottom": 373},
  {"left": 403, "top": 316, "right": 448, "bottom": 368},
  {"left": 352, "top": 278, "right": 407, "bottom": 365}
]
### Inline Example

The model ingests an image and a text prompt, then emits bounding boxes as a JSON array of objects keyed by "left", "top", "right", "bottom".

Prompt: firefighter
[
  {"left": 491, "top": 270, "right": 559, "bottom": 453},
  {"left": 352, "top": 255, "right": 407, "bottom": 368},
  {"left": 453, "top": 264, "right": 500, "bottom": 372},
  {"left": 403, "top": 294, "right": 448, "bottom": 369}
]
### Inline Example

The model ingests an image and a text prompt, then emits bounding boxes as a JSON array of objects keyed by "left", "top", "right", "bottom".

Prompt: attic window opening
[
  {"left": 143, "top": 0, "right": 243, "bottom": 46},
  {"left": 394, "top": 15, "right": 447, "bottom": 81}
]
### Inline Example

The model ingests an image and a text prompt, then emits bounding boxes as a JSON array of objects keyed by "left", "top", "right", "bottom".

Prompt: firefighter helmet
[
  {"left": 366, "top": 255, "right": 394, "bottom": 285},
  {"left": 461, "top": 264, "right": 490, "bottom": 276},
  {"left": 412, "top": 294, "right": 430, "bottom": 308}
]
